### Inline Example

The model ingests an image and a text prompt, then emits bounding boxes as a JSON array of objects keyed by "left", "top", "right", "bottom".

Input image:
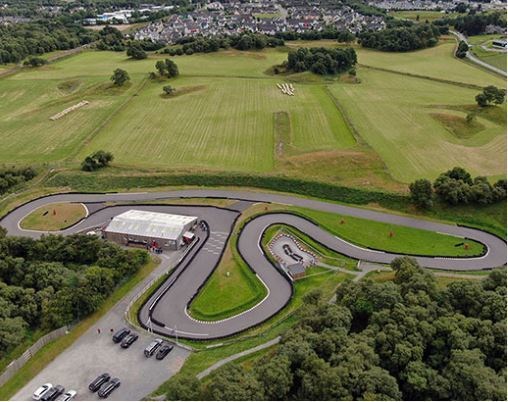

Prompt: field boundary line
[{"left": 358, "top": 63, "right": 484, "bottom": 90}]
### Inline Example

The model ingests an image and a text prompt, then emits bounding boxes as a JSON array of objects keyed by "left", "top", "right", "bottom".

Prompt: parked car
[
  {"left": 120, "top": 333, "right": 139, "bottom": 349},
  {"left": 41, "top": 385, "right": 65, "bottom": 401},
  {"left": 55, "top": 390, "right": 77, "bottom": 401},
  {"left": 98, "top": 378, "right": 121, "bottom": 398},
  {"left": 33, "top": 383, "right": 52, "bottom": 400},
  {"left": 156, "top": 343, "right": 174, "bottom": 360},
  {"left": 112, "top": 327, "right": 130, "bottom": 343},
  {"left": 89, "top": 373, "right": 111, "bottom": 392},
  {"left": 144, "top": 338, "right": 163, "bottom": 357}
]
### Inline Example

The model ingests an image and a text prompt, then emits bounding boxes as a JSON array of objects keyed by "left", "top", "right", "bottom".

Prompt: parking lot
[{"left": 12, "top": 253, "right": 191, "bottom": 401}]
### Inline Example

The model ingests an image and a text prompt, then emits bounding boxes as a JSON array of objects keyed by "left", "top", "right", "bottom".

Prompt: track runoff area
[{"left": 2, "top": 189, "right": 506, "bottom": 340}]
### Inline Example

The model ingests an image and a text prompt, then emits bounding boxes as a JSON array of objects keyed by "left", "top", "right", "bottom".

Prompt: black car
[
  {"left": 112, "top": 328, "right": 130, "bottom": 343},
  {"left": 97, "top": 378, "right": 121, "bottom": 399},
  {"left": 156, "top": 343, "right": 174, "bottom": 360},
  {"left": 41, "top": 385, "right": 65, "bottom": 401},
  {"left": 120, "top": 333, "right": 139, "bottom": 349},
  {"left": 89, "top": 373, "right": 111, "bottom": 392}
]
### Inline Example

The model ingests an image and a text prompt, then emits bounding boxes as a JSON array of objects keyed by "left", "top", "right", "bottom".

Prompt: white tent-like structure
[{"left": 104, "top": 210, "right": 197, "bottom": 250}]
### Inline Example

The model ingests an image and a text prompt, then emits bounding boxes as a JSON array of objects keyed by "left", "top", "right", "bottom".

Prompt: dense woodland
[
  {"left": 358, "top": 23, "right": 441, "bottom": 52},
  {"left": 0, "top": 167, "right": 36, "bottom": 195},
  {"left": 438, "top": 11, "right": 507, "bottom": 36},
  {"left": 167, "top": 258, "right": 506, "bottom": 400},
  {"left": 0, "top": 231, "right": 148, "bottom": 357},
  {"left": 286, "top": 47, "right": 357, "bottom": 75},
  {"left": 0, "top": 21, "right": 94, "bottom": 63}
]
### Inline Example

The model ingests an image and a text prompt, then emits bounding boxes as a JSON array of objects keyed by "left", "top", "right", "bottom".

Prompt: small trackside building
[{"left": 103, "top": 210, "right": 197, "bottom": 250}]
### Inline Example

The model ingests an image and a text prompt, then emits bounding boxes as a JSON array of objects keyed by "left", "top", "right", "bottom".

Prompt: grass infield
[{"left": 19, "top": 202, "right": 87, "bottom": 231}]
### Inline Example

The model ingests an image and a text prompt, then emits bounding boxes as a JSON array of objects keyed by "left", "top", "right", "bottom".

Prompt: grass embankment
[
  {"left": 19, "top": 202, "right": 86, "bottom": 230},
  {"left": 0, "top": 257, "right": 160, "bottom": 401}
]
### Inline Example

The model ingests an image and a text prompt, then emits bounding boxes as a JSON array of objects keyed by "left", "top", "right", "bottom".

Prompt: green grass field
[
  {"left": 0, "top": 41, "right": 505, "bottom": 186},
  {"left": 20, "top": 202, "right": 86, "bottom": 230},
  {"left": 329, "top": 67, "right": 506, "bottom": 182},
  {"left": 389, "top": 10, "right": 459, "bottom": 22},
  {"left": 293, "top": 206, "right": 485, "bottom": 257},
  {"left": 356, "top": 40, "right": 506, "bottom": 88}
]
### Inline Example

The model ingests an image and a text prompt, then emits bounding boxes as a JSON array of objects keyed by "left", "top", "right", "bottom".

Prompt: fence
[{"left": 0, "top": 326, "right": 69, "bottom": 387}]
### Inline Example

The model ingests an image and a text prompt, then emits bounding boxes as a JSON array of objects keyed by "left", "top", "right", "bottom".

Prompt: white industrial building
[{"left": 103, "top": 210, "right": 197, "bottom": 250}]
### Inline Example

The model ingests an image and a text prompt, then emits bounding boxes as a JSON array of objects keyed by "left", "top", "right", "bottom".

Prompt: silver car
[
  {"left": 32, "top": 383, "right": 52, "bottom": 400},
  {"left": 56, "top": 390, "right": 77, "bottom": 401}
]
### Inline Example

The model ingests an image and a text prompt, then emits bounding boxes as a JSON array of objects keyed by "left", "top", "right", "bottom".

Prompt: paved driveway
[{"left": 11, "top": 253, "right": 191, "bottom": 401}]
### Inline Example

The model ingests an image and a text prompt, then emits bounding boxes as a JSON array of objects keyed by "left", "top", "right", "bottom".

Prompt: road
[
  {"left": 1, "top": 189, "right": 505, "bottom": 342},
  {"left": 451, "top": 31, "right": 507, "bottom": 77}
]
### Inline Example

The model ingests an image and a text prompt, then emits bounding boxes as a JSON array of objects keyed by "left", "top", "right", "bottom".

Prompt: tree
[
  {"left": 166, "top": 375, "right": 201, "bottom": 400},
  {"left": 443, "top": 349, "right": 506, "bottom": 400},
  {"left": 409, "top": 179, "right": 433, "bottom": 208},
  {"left": 81, "top": 150, "right": 113, "bottom": 171},
  {"left": 165, "top": 59, "right": 179, "bottom": 78},
  {"left": 155, "top": 60, "right": 166, "bottom": 76},
  {"left": 0, "top": 316, "right": 27, "bottom": 352},
  {"left": 162, "top": 85, "right": 175, "bottom": 96},
  {"left": 476, "top": 86, "right": 506, "bottom": 107},
  {"left": 455, "top": 40, "right": 469, "bottom": 58},
  {"left": 204, "top": 365, "right": 264, "bottom": 400},
  {"left": 110, "top": 68, "right": 129, "bottom": 86},
  {"left": 126, "top": 45, "right": 147, "bottom": 60},
  {"left": 254, "top": 355, "right": 293, "bottom": 399}
]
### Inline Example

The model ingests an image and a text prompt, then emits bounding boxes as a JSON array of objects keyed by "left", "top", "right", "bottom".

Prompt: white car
[
  {"left": 32, "top": 383, "right": 52, "bottom": 400},
  {"left": 56, "top": 390, "right": 77, "bottom": 401}
]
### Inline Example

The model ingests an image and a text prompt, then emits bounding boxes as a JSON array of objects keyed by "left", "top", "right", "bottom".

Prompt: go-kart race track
[{"left": 1, "top": 189, "right": 506, "bottom": 340}]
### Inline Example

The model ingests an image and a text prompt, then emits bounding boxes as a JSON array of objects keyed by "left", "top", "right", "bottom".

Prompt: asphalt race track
[{"left": 1, "top": 189, "right": 506, "bottom": 340}]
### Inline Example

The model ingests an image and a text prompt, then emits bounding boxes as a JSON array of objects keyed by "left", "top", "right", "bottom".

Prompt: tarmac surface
[{"left": 1, "top": 189, "right": 506, "bottom": 342}]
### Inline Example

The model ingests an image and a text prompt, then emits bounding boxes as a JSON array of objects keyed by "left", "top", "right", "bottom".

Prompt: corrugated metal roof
[{"left": 104, "top": 210, "right": 197, "bottom": 240}]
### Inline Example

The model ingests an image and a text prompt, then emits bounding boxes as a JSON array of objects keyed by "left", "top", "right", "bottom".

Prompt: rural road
[
  {"left": 451, "top": 31, "right": 507, "bottom": 77},
  {"left": 1, "top": 189, "right": 506, "bottom": 341}
]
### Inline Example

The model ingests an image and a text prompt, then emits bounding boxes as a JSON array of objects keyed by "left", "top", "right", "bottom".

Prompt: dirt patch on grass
[
  {"left": 274, "top": 111, "right": 292, "bottom": 158},
  {"left": 431, "top": 112, "right": 485, "bottom": 139},
  {"left": 160, "top": 85, "right": 207, "bottom": 99},
  {"left": 57, "top": 79, "right": 82, "bottom": 94}
]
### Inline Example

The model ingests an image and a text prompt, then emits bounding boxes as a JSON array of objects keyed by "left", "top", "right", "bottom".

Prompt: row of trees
[
  {"left": 0, "top": 166, "right": 36, "bottom": 195},
  {"left": 410, "top": 167, "right": 506, "bottom": 208},
  {"left": 286, "top": 47, "right": 357, "bottom": 75},
  {"left": 166, "top": 258, "right": 506, "bottom": 400},
  {"left": 0, "top": 231, "right": 148, "bottom": 356},
  {"left": 161, "top": 33, "right": 284, "bottom": 56},
  {"left": 358, "top": 23, "right": 441, "bottom": 52}
]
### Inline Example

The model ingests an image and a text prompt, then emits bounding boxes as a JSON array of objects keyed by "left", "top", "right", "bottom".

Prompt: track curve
[{"left": 1, "top": 189, "right": 505, "bottom": 339}]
